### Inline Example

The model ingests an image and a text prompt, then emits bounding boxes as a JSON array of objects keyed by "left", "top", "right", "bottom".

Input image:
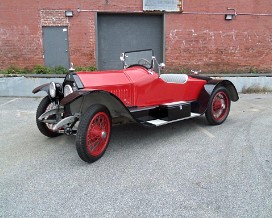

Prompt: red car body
[
  {"left": 77, "top": 68, "right": 206, "bottom": 107},
  {"left": 33, "top": 49, "right": 238, "bottom": 163}
]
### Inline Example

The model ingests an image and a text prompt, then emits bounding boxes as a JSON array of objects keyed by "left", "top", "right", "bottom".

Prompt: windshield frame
[{"left": 121, "top": 49, "right": 154, "bottom": 69}]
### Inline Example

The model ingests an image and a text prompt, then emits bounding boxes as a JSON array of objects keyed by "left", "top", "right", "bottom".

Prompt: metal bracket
[
  {"left": 53, "top": 113, "right": 80, "bottom": 131},
  {"left": 38, "top": 107, "right": 64, "bottom": 121}
]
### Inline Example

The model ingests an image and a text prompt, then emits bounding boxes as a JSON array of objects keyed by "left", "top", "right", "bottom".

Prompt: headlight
[
  {"left": 64, "top": 84, "right": 73, "bottom": 97},
  {"left": 49, "top": 82, "right": 56, "bottom": 98}
]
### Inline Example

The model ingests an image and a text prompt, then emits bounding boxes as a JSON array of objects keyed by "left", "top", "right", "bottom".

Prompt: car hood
[{"left": 76, "top": 70, "right": 131, "bottom": 89}]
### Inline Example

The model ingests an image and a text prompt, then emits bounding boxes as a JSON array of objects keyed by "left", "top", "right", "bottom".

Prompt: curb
[
  {"left": 0, "top": 74, "right": 272, "bottom": 97},
  {"left": 1, "top": 73, "right": 272, "bottom": 78}
]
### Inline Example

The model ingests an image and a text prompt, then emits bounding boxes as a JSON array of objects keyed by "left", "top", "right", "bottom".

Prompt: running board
[
  {"left": 144, "top": 113, "right": 201, "bottom": 127},
  {"left": 130, "top": 101, "right": 200, "bottom": 126}
]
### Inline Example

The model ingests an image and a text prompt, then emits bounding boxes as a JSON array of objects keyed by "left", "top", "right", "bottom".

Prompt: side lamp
[
  {"left": 65, "top": 10, "right": 74, "bottom": 17},
  {"left": 225, "top": 8, "right": 237, "bottom": 20}
]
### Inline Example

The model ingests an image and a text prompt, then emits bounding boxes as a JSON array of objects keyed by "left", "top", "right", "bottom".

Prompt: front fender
[
  {"left": 32, "top": 82, "right": 64, "bottom": 100},
  {"left": 61, "top": 90, "right": 136, "bottom": 123},
  {"left": 60, "top": 90, "right": 92, "bottom": 106},
  {"left": 196, "top": 79, "right": 239, "bottom": 114},
  {"left": 32, "top": 83, "right": 49, "bottom": 94}
]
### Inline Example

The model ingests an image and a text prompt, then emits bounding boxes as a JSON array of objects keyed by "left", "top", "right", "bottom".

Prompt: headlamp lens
[
  {"left": 64, "top": 84, "right": 73, "bottom": 97},
  {"left": 49, "top": 82, "right": 56, "bottom": 98}
]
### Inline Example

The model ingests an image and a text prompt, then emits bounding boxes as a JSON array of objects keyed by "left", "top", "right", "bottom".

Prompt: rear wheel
[
  {"left": 205, "top": 87, "right": 231, "bottom": 125},
  {"left": 36, "top": 96, "right": 61, "bottom": 137},
  {"left": 76, "top": 105, "right": 112, "bottom": 163}
]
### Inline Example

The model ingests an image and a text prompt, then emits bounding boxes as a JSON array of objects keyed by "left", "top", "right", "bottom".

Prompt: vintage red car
[{"left": 33, "top": 49, "right": 239, "bottom": 163}]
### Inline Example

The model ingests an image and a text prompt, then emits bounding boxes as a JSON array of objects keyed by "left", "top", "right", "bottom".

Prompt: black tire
[
  {"left": 205, "top": 86, "right": 231, "bottom": 125},
  {"left": 76, "top": 105, "right": 112, "bottom": 163},
  {"left": 36, "top": 96, "right": 61, "bottom": 137}
]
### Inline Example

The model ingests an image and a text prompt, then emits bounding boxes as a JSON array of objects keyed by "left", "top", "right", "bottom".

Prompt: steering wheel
[
  {"left": 127, "top": 64, "right": 148, "bottom": 70},
  {"left": 138, "top": 58, "right": 151, "bottom": 68}
]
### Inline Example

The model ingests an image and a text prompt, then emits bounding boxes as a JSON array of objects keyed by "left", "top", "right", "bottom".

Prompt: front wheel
[
  {"left": 36, "top": 96, "right": 61, "bottom": 137},
  {"left": 205, "top": 87, "right": 231, "bottom": 125},
  {"left": 76, "top": 105, "right": 112, "bottom": 163}
]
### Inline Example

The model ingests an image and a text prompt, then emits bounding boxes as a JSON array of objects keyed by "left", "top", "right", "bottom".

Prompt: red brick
[{"left": 0, "top": 0, "right": 271, "bottom": 73}]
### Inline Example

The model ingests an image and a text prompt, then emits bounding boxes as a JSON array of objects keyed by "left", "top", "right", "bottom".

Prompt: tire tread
[
  {"left": 36, "top": 96, "right": 61, "bottom": 137},
  {"left": 205, "top": 86, "right": 231, "bottom": 125}
]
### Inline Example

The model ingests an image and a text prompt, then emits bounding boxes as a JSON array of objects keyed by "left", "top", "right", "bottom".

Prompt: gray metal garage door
[{"left": 97, "top": 14, "right": 164, "bottom": 70}]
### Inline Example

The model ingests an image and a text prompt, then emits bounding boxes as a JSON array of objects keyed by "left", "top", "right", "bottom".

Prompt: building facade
[{"left": 0, "top": 0, "right": 271, "bottom": 73}]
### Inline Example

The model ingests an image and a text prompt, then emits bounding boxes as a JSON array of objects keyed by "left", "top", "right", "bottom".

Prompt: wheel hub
[
  {"left": 85, "top": 111, "right": 111, "bottom": 157},
  {"left": 211, "top": 91, "right": 229, "bottom": 122},
  {"left": 101, "top": 131, "right": 107, "bottom": 139}
]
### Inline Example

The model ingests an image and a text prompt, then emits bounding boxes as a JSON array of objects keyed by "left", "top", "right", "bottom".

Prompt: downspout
[{"left": 180, "top": 0, "right": 272, "bottom": 17}]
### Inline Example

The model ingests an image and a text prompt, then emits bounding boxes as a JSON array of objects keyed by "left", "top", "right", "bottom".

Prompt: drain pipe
[
  {"left": 238, "top": 12, "right": 272, "bottom": 16},
  {"left": 182, "top": 11, "right": 272, "bottom": 17},
  {"left": 181, "top": 0, "right": 272, "bottom": 17},
  {"left": 77, "top": 8, "right": 142, "bottom": 13}
]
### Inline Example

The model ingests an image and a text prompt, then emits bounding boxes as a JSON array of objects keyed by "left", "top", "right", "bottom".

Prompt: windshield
[{"left": 122, "top": 49, "right": 154, "bottom": 69}]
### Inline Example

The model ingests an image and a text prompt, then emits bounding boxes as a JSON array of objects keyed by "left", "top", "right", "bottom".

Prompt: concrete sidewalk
[{"left": 0, "top": 74, "right": 272, "bottom": 97}]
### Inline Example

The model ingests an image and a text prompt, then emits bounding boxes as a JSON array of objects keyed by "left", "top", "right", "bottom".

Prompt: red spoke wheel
[
  {"left": 36, "top": 96, "right": 61, "bottom": 137},
  {"left": 205, "top": 87, "right": 231, "bottom": 125},
  {"left": 76, "top": 105, "right": 112, "bottom": 163}
]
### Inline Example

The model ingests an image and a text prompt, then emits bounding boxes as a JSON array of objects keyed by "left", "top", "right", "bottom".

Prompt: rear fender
[
  {"left": 61, "top": 90, "right": 135, "bottom": 124},
  {"left": 196, "top": 79, "right": 239, "bottom": 114}
]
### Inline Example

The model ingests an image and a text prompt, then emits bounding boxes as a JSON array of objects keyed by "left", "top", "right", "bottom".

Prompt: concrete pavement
[{"left": 0, "top": 94, "right": 272, "bottom": 217}]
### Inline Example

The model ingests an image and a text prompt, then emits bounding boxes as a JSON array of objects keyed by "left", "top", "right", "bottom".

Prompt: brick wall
[
  {"left": 166, "top": 0, "right": 272, "bottom": 73},
  {"left": 40, "top": 10, "right": 69, "bottom": 26},
  {"left": 0, "top": 1, "right": 43, "bottom": 69},
  {"left": 0, "top": 0, "right": 271, "bottom": 73}
]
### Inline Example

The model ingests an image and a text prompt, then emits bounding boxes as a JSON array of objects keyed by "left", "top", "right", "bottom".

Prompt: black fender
[
  {"left": 32, "top": 82, "right": 63, "bottom": 101},
  {"left": 32, "top": 83, "right": 50, "bottom": 94},
  {"left": 60, "top": 90, "right": 136, "bottom": 124},
  {"left": 196, "top": 79, "right": 239, "bottom": 114}
]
